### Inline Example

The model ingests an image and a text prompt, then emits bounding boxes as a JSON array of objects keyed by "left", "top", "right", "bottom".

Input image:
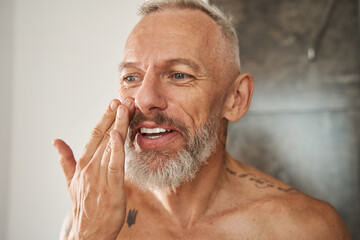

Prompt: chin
[
  {"left": 124, "top": 137, "right": 216, "bottom": 191},
  {"left": 124, "top": 110, "right": 221, "bottom": 190}
]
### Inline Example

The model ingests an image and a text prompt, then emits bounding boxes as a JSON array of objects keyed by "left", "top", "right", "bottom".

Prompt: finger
[
  {"left": 107, "top": 101, "right": 133, "bottom": 185},
  {"left": 124, "top": 97, "right": 135, "bottom": 122},
  {"left": 87, "top": 98, "right": 134, "bottom": 175},
  {"left": 99, "top": 102, "right": 131, "bottom": 178},
  {"left": 79, "top": 99, "right": 120, "bottom": 168},
  {"left": 53, "top": 139, "right": 76, "bottom": 187},
  {"left": 84, "top": 121, "right": 116, "bottom": 177},
  {"left": 99, "top": 98, "right": 134, "bottom": 176},
  {"left": 116, "top": 98, "right": 134, "bottom": 140},
  {"left": 107, "top": 130, "right": 125, "bottom": 188}
]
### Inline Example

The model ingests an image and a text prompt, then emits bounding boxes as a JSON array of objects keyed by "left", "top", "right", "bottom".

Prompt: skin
[{"left": 54, "top": 8, "right": 352, "bottom": 240}]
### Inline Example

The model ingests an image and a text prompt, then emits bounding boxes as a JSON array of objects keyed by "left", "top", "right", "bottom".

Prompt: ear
[{"left": 222, "top": 73, "right": 254, "bottom": 122}]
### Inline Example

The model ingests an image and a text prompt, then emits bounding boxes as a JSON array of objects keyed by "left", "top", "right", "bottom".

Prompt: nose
[{"left": 134, "top": 69, "right": 167, "bottom": 115}]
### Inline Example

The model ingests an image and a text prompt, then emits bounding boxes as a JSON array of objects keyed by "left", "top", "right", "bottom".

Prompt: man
[{"left": 53, "top": 0, "right": 351, "bottom": 239}]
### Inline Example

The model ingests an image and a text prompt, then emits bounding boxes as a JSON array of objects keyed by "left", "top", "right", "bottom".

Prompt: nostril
[{"left": 133, "top": 80, "right": 168, "bottom": 114}]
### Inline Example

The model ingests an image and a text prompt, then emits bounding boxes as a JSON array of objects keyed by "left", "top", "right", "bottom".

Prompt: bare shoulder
[
  {"left": 263, "top": 193, "right": 352, "bottom": 239},
  {"left": 223, "top": 156, "right": 351, "bottom": 239}
]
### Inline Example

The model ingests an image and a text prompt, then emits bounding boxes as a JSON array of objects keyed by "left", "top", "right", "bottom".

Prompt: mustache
[{"left": 128, "top": 111, "right": 190, "bottom": 140}]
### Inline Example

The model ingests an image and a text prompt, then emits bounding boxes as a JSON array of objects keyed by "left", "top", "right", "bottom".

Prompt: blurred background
[
  {"left": 0, "top": 0, "right": 359, "bottom": 239},
  {"left": 211, "top": 0, "right": 360, "bottom": 238}
]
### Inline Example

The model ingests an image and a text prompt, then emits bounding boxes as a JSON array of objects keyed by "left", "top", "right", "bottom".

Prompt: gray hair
[{"left": 138, "top": 0, "right": 241, "bottom": 69}]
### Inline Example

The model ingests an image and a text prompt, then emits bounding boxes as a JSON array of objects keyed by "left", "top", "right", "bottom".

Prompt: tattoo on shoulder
[
  {"left": 225, "top": 167, "right": 298, "bottom": 193},
  {"left": 126, "top": 208, "right": 138, "bottom": 228},
  {"left": 226, "top": 167, "right": 237, "bottom": 176}
]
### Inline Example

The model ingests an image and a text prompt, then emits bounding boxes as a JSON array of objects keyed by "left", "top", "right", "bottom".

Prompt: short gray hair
[{"left": 138, "top": 0, "right": 241, "bottom": 69}]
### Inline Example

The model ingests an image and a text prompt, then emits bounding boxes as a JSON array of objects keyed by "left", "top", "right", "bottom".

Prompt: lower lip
[{"left": 136, "top": 131, "right": 182, "bottom": 149}]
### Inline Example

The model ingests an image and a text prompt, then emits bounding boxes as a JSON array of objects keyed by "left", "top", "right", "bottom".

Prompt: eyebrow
[{"left": 118, "top": 58, "right": 202, "bottom": 74}]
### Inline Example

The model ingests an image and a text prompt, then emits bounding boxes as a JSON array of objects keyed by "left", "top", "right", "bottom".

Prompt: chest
[{"left": 116, "top": 209, "right": 272, "bottom": 240}]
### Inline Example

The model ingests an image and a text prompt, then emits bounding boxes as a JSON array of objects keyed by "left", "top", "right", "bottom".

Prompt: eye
[
  {"left": 123, "top": 75, "right": 138, "bottom": 82},
  {"left": 173, "top": 73, "right": 192, "bottom": 80}
]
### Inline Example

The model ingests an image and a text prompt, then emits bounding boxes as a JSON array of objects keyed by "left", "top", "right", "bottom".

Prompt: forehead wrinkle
[
  {"left": 165, "top": 58, "right": 201, "bottom": 73},
  {"left": 122, "top": 9, "right": 227, "bottom": 81},
  {"left": 119, "top": 61, "right": 141, "bottom": 73},
  {"left": 119, "top": 58, "right": 208, "bottom": 76}
]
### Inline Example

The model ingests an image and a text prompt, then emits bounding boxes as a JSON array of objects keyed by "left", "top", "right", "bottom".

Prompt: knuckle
[
  {"left": 103, "top": 131, "right": 111, "bottom": 140},
  {"left": 59, "top": 157, "right": 67, "bottom": 168},
  {"left": 105, "top": 143, "right": 112, "bottom": 154},
  {"left": 104, "top": 111, "right": 113, "bottom": 120},
  {"left": 108, "top": 164, "right": 120, "bottom": 174},
  {"left": 91, "top": 127, "right": 104, "bottom": 139}
]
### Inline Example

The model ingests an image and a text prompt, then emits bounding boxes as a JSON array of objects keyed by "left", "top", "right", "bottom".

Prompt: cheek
[
  {"left": 169, "top": 92, "right": 214, "bottom": 130},
  {"left": 118, "top": 85, "right": 135, "bottom": 101}
]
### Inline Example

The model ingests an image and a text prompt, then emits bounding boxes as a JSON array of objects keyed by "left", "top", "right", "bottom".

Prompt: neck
[{"left": 152, "top": 143, "right": 228, "bottom": 229}]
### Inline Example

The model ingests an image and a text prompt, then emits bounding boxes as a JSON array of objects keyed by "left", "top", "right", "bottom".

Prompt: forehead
[{"left": 123, "top": 8, "right": 223, "bottom": 68}]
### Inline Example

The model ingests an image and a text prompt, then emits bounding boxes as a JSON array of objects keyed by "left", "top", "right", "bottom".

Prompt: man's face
[{"left": 118, "top": 9, "right": 227, "bottom": 189}]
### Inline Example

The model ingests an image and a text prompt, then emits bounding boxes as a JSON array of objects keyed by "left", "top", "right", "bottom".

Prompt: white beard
[{"left": 124, "top": 113, "right": 220, "bottom": 190}]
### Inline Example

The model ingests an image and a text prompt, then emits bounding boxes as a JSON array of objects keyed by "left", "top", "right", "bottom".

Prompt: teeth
[
  {"left": 140, "top": 127, "right": 170, "bottom": 134},
  {"left": 146, "top": 135, "right": 161, "bottom": 139}
]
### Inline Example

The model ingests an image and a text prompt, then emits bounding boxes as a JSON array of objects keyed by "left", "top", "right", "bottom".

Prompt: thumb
[{"left": 53, "top": 139, "right": 76, "bottom": 187}]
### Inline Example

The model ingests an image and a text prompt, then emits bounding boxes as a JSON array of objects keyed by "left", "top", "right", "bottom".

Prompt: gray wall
[
  {"left": 211, "top": 0, "right": 359, "bottom": 239},
  {"left": 0, "top": 0, "right": 13, "bottom": 239}
]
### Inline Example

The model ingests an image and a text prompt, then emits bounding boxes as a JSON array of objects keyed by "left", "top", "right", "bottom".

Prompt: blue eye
[
  {"left": 174, "top": 73, "right": 188, "bottom": 79},
  {"left": 125, "top": 76, "right": 137, "bottom": 82}
]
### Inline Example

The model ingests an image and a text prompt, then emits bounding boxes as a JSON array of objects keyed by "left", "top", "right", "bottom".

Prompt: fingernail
[
  {"left": 117, "top": 106, "right": 125, "bottom": 118},
  {"left": 123, "top": 98, "right": 133, "bottom": 109},
  {"left": 110, "top": 100, "right": 118, "bottom": 111}
]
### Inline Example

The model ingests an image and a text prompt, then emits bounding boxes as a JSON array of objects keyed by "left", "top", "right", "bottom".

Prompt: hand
[{"left": 53, "top": 98, "right": 135, "bottom": 240}]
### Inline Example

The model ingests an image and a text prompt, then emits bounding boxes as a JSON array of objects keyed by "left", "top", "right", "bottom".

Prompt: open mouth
[
  {"left": 134, "top": 125, "right": 182, "bottom": 149},
  {"left": 140, "top": 127, "right": 175, "bottom": 139}
]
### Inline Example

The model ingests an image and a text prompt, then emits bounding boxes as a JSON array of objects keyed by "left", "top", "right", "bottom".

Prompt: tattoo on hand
[
  {"left": 226, "top": 168, "right": 297, "bottom": 193},
  {"left": 127, "top": 209, "right": 138, "bottom": 228}
]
